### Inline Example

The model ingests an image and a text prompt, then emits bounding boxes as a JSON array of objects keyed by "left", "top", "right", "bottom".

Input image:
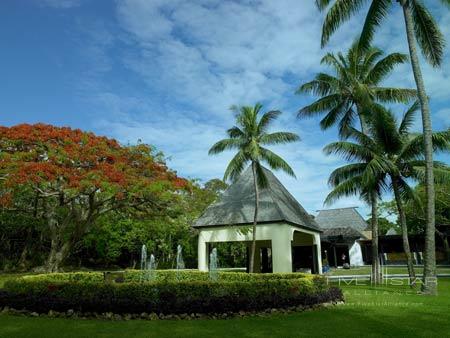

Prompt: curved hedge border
[
  {"left": 13, "top": 270, "right": 313, "bottom": 283},
  {"left": 1, "top": 271, "right": 343, "bottom": 316}
]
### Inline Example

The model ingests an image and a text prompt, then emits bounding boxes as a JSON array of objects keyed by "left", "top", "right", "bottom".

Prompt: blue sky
[{"left": 1, "top": 0, "right": 449, "bottom": 218}]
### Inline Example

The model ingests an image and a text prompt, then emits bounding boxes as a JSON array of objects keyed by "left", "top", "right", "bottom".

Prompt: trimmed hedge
[
  {"left": 16, "top": 270, "right": 313, "bottom": 283},
  {"left": 1, "top": 271, "right": 342, "bottom": 315}
]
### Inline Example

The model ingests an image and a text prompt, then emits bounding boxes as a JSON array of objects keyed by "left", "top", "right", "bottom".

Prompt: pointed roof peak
[{"left": 193, "top": 165, "right": 320, "bottom": 232}]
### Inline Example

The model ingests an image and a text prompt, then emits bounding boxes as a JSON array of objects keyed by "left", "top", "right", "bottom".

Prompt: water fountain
[
  {"left": 176, "top": 244, "right": 185, "bottom": 269},
  {"left": 140, "top": 244, "right": 147, "bottom": 282},
  {"left": 176, "top": 244, "right": 185, "bottom": 279},
  {"left": 146, "top": 254, "right": 157, "bottom": 281},
  {"left": 140, "top": 244, "right": 147, "bottom": 270},
  {"left": 209, "top": 248, "right": 218, "bottom": 281}
]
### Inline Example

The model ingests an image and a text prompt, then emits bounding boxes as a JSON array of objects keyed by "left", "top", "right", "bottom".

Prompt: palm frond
[
  {"left": 315, "top": 0, "right": 332, "bottom": 11},
  {"left": 260, "top": 147, "right": 296, "bottom": 178},
  {"left": 260, "top": 132, "right": 300, "bottom": 146},
  {"left": 411, "top": 165, "right": 450, "bottom": 184},
  {"left": 257, "top": 110, "right": 281, "bottom": 134},
  {"left": 298, "top": 94, "right": 343, "bottom": 117},
  {"left": 209, "top": 138, "right": 243, "bottom": 155},
  {"left": 370, "top": 104, "right": 402, "bottom": 153},
  {"left": 319, "top": 102, "right": 351, "bottom": 131},
  {"left": 398, "top": 100, "right": 420, "bottom": 135},
  {"left": 323, "top": 141, "right": 375, "bottom": 162},
  {"left": 296, "top": 73, "right": 340, "bottom": 96},
  {"left": 328, "top": 163, "right": 367, "bottom": 186},
  {"left": 400, "top": 129, "right": 450, "bottom": 160},
  {"left": 227, "top": 126, "right": 245, "bottom": 139},
  {"left": 394, "top": 176, "right": 422, "bottom": 205},
  {"left": 373, "top": 87, "right": 417, "bottom": 103},
  {"left": 223, "top": 150, "right": 248, "bottom": 182},
  {"left": 360, "top": 46, "right": 384, "bottom": 75},
  {"left": 324, "top": 176, "right": 364, "bottom": 205},
  {"left": 359, "top": 0, "right": 392, "bottom": 51},
  {"left": 362, "top": 157, "right": 393, "bottom": 187},
  {"left": 365, "top": 52, "right": 408, "bottom": 84},
  {"left": 410, "top": 0, "right": 445, "bottom": 67},
  {"left": 321, "top": 0, "right": 366, "bottom": 47}
]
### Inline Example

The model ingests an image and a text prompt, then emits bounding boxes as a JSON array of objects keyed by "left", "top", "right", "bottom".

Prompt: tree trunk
[
  {"left": 18, "top": 227, "right": 33, "bottom": 271},
  {"left": 44, "top": 203, "right": 71, "bottom": 272},
  {"left": 392, "top": 177, "right": 416, "bottom": 285},
  {"left": 46, "top": 240, "right": 71, "bottom": 272},
  {"left": 371, "top": 193, "right": 381, "bottom": 285},
  {"left": 249, "top": 161, "right": 259, "bottom": 273},
  {"left": 400, "top": 0, "right": 436, "bottom": 295}
]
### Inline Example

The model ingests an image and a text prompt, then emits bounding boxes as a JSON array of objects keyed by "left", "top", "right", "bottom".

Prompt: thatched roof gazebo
[{"left": 193, "top": 166, "right": 322, "bottom": 274}]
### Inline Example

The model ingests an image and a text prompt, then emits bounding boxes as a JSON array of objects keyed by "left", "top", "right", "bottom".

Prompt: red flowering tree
[{"left": 0, "top": 124, "right": 187, "bottom": 271}]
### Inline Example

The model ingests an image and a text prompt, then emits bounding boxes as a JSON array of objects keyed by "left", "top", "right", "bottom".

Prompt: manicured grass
[
  {"left": 0, "top": 278, "right": 449, "bottom": 337},
  {"left": 327, "top": 265, "right": 450, "bottom": 276}
]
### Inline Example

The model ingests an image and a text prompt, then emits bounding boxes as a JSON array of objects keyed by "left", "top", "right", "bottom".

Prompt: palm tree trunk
[
  {"left": 371, "top": 192, "right": 381, "bottom": 285},
  {"left": 400, "top": 0, "right": 436, "bottom": 295},
  {"left": 249, "top": 161, "right": 259, "bottom": 273},
  {"left": 392, "top": 177, "right": 416, "bottom": 286}
]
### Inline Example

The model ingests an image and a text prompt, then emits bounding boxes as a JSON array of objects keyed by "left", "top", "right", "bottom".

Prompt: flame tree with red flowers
[{"left": 0, "top": 124, "right": 187, "bottom": 272}]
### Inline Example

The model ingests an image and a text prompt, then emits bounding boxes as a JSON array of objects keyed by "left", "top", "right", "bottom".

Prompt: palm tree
[
  {"left": 323, "top": 128, "right": 387, "bottom": 284},
  {"left": 298, "top": 40, "right": 416, "bottom": 137},
  {"left": 298, "top": 41, "right": 415, "bottom": 283},
  {"left": 324, "top": 105, "right": 450, "bottom": 284},
  {"left": 316, "top": 0, "right": 448, "bottom": 295},
  {"left": 209, "top": 103, "right": 299, "bottom": 273}
]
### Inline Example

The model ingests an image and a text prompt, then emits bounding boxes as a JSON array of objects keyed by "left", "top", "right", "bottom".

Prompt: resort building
[
  {"left": 193, "top": 166, "right": 323, "bottom": 274},
  {"left": 315, "top": 207, "right": 368, "bottom": 267}
]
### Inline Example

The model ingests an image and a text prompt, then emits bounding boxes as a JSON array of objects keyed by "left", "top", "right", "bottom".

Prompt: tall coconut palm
[
  {"left": 298, "top": 40, "right": 416, "bottom": 137},
  {"left": 298, "top": 41, "right": 416, "bottom": 283},
  {"left": 323, "top": 128, "right": 388, "bottom": 284},
  {"left": 209, "top": 104, "right": 299, "bottom": 273},
  {"left": 316, "top": 0, "right": 448, "bottom": 295},
  {"left": 371, "top": 103, "right": 450, "bottom": 283},
  {"left": 324, "top": 106, "right": 450, "bottom": 285}
]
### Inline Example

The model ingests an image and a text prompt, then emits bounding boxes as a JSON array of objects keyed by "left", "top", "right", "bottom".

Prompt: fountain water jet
[
  {"left": 140, "top": 244, "right": 147, "bottom": 282},
  {"left": 209, "top": 248, "right": 218, "bottom": 281},
  {"left": 176, "top": 245, "right": 185, "bottom": 279},
  {"left": 146, "top": 254, "right": 157, "bottom": 281}
]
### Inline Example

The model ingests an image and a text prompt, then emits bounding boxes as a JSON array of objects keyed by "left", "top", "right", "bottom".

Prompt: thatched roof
[
  {"left": 315, "top": 207, "right": 367, "bottom": 231},
  {"left": 315, "top": 207, "right": 368, "bottom": 241},
  {"left": 193, "top": 166, "right": 320, "bottom": 232},
  {"left": 321, "top": 227, "right": 367, "bottom": 241}
]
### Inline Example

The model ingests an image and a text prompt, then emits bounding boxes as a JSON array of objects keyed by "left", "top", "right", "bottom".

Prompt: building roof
[
  {"left": 321, "top": 227, "right": 367, "bottom": 241},
  {"left": 193, "top": 166, "right": 320, "bottom": 232},
  {"left": 315, "top": 207, "right": 368, "bottom": 231}
]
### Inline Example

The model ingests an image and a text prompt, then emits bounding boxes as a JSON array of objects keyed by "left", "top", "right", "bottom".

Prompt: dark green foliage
[
  {"left": 1, "top": 178, "right": 225, "bottom": 271},
  {"left": 1, "top": 272, "right": 340, "bottom": 315}
]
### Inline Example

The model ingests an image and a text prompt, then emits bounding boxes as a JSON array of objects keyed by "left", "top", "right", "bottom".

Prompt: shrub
[
  {"left": 17, "top": 270, "right": 313, "bottom": 284},
  {"left": 1, "top": 271, "right": 342, "bottom": 315}
]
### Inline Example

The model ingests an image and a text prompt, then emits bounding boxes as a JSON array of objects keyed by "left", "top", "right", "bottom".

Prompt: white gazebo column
[
  {"left": 198, "top": 231, "right": 208, "bottom": 271},
  {"left": 271, "top": 225, "right": 292, "bottom": 273},
  {"left": 314, "top": 233, "right": 323, "bottom": 275}
]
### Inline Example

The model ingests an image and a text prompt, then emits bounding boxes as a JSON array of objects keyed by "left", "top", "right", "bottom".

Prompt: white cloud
[{"left": 79, "top": 0, "right": 450, "bottom": 215}]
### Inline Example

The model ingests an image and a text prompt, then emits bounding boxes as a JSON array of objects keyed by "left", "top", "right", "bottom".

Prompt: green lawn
[
  {"left": 0, "top": 278, "right": 449, "bottom": 338},
  {"left": 327, "top": 266, "right": 450, "bottom": 276}
]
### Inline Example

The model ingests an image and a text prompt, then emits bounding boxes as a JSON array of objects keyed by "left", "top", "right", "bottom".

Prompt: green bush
[
  {"left": 18, "top": 270, "right": 313, "bottom": 284},
  {"left": 1, "top": 271, "right": 342, "bottom": 315}
]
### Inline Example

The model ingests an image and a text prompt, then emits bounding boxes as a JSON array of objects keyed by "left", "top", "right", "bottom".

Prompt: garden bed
[{"left": 0, "top": 271, "right": 343, "bottom": 318}]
